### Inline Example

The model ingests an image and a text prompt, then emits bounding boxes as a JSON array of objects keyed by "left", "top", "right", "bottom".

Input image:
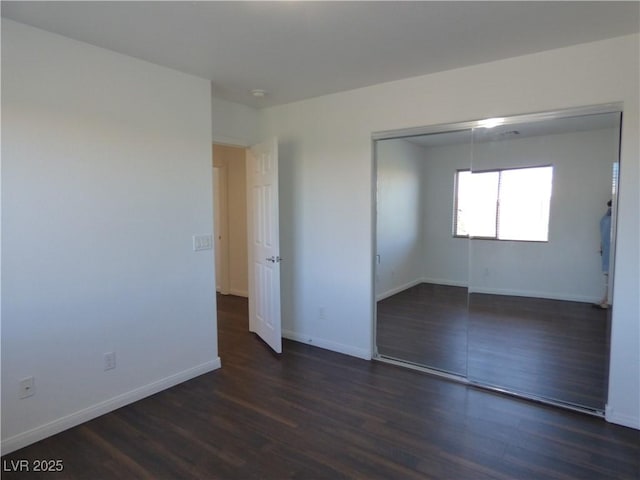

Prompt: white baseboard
[
  {"left": 421, "top": 278, "right": 468, "bottom": 288},
  {"left": 379, "top": 278, "right": 598, "bottom": 304},
  {"left": 377, "top": 278, "right": 469, "bottom": 301},
  {"left": 376, "top": 278, "right": 424, "bottom": 301},
  {"left": 1, "top": 358, "right": 222, "bottom": 455},
  {"left": 282, "top": 330, "right": 371, "bottom": 360},
  {"left": 605, "top": 404, "right": 640, "bottom": 430},
  {"left": 468, "top": 286, "right": 598, "bottom": 303}
]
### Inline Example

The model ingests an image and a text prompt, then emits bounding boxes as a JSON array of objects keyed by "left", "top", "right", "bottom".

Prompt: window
[{"left": 454, "top": 165, "right": 553, "bottom": 241}]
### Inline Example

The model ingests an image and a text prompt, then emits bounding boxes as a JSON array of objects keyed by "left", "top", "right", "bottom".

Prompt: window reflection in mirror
[{"left": 455, "top": 165, "right": 553, "bottom": 241}]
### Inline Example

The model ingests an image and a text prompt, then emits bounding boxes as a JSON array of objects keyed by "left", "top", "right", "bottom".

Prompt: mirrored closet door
[
  {"left": 375, "top": 129, "right": 472, "bottom": 377},
  {"left": 374, "top": 105, "right": 621, "bottom": 414},
  {"left": 466, "top": 111, "right": 620, "bottom": 412}
]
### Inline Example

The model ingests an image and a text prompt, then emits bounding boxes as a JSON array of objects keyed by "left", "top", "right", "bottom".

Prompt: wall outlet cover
[{"left": 19, "top": 376, "right": 35, "bottom": 399}]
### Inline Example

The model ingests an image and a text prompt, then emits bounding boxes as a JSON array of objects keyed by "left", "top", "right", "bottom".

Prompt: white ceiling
[{"left": 2, "top": 1, "right": 638, "bottom": 108}]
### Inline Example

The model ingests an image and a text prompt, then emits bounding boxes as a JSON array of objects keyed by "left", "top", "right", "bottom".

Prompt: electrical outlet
[
  {"left": 104, "top": 352, "right": 116, "bottom": 371},
  {"left": 19, "top": 376, "right": 35, "bottom": 399},
  {"left": 319, "top": 307, "right": 326, "bottom": 320}
]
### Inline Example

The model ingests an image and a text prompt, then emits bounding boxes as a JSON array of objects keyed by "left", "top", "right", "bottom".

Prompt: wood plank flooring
[
  {"left": 377, "top": 283, "right": 469, "bottom": 374},
  {"left": 2, "top": 293, "right": 637, "bottom": 479},
  {"left": 377, "top": 283, "right": 610, "bottom": 410},
  {"left": 468, "top": 292, "right": 610, "bottom": 410}
]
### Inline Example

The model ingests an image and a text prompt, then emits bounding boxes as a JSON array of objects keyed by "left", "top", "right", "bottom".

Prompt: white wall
[
  {"left": 260, "top": 34, "right": 640, "bottom": 428},
  {"left": 469, "top": 128, "right": 618, "bottom": 301},
  {"left": 421, "top": 141, "right": 471, "bottom": 287},
  {"left": 375, "top": 139, "right": 425, "bottom": 299},
  {"left": 1, "top": 20, "right": 218, "bottom": 453},
  {"left": 211, "top": 96, "right": 259, "bottom": 147},
  {"left": 417, "top": 128, "right": 618, "bottom": 302}
]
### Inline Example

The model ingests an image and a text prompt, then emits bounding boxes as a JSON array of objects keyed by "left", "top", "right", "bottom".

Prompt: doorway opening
[
  {"left": 213, "top": 140, "right": 283, "bottom": 354},
  {"left": 213, "top": 144, "right": 249, "bottom": 298}
]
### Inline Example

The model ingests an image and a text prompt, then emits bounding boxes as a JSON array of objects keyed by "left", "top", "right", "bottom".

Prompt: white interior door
[{"left": 246, "top": 138, "right": 282, "bottom": 353}]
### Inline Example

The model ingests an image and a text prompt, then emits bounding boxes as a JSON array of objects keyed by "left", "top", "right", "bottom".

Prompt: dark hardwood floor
[
  {"left": 468, "top": 291, "right": 610, "bottom": 410},
  {"left": 2, "top": 293, "right": 637, "bottom": 479},
  {"left": 377, "top": 283, "right": 469, "bottom": 375},
  {"left": 377, "top": 283, "right": 610, "bottom": 410}
]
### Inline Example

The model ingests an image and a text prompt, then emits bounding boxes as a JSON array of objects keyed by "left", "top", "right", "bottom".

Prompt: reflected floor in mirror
[
  {"left": 377, "top": 283, "right": 469, "bottom": 375},
  {"left": 376, "top": 283, "right": 610, "bottom": 410}
]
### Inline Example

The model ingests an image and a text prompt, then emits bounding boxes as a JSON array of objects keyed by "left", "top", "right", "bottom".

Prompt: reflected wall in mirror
[
  {"left": 467, "top": 112, "right": 620, "bottom": 411},
  {"left": 375, "top": 130, "right": 471, "bottom": 376},
  {"left": 374, "top": 107, "right": 620, "bottom": 414}
]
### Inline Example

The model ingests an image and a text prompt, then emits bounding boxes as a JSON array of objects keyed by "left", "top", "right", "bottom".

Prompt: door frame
[{"left": 212, "top": 163, "right": 230, "bottom": 295}]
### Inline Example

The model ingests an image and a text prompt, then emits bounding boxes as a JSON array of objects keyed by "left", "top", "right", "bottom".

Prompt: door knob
[{"left": 266, "top": 256, "right": 282, "bottom": 263}]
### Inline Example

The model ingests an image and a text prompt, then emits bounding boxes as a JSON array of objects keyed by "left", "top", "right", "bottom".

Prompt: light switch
[{"left": 193, "top": 234, "right": 213, "bottom": 251}]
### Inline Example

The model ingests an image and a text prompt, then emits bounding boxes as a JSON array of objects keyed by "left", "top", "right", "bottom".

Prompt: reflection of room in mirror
[{"left": 375, "top": 109, "right": 620, "bottom": 413}]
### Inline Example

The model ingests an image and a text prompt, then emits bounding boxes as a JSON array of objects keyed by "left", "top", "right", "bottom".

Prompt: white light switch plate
[{"left": 193, "top": 234, "right": 213, "bottom": 251}]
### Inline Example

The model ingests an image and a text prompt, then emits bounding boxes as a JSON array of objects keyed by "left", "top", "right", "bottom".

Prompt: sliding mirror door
[
  {"left": 466, "top": 112, "right": 620, "bottom": 411},
  {"left": 375, "top": 130, "right": 471, "bottom": 376}
]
